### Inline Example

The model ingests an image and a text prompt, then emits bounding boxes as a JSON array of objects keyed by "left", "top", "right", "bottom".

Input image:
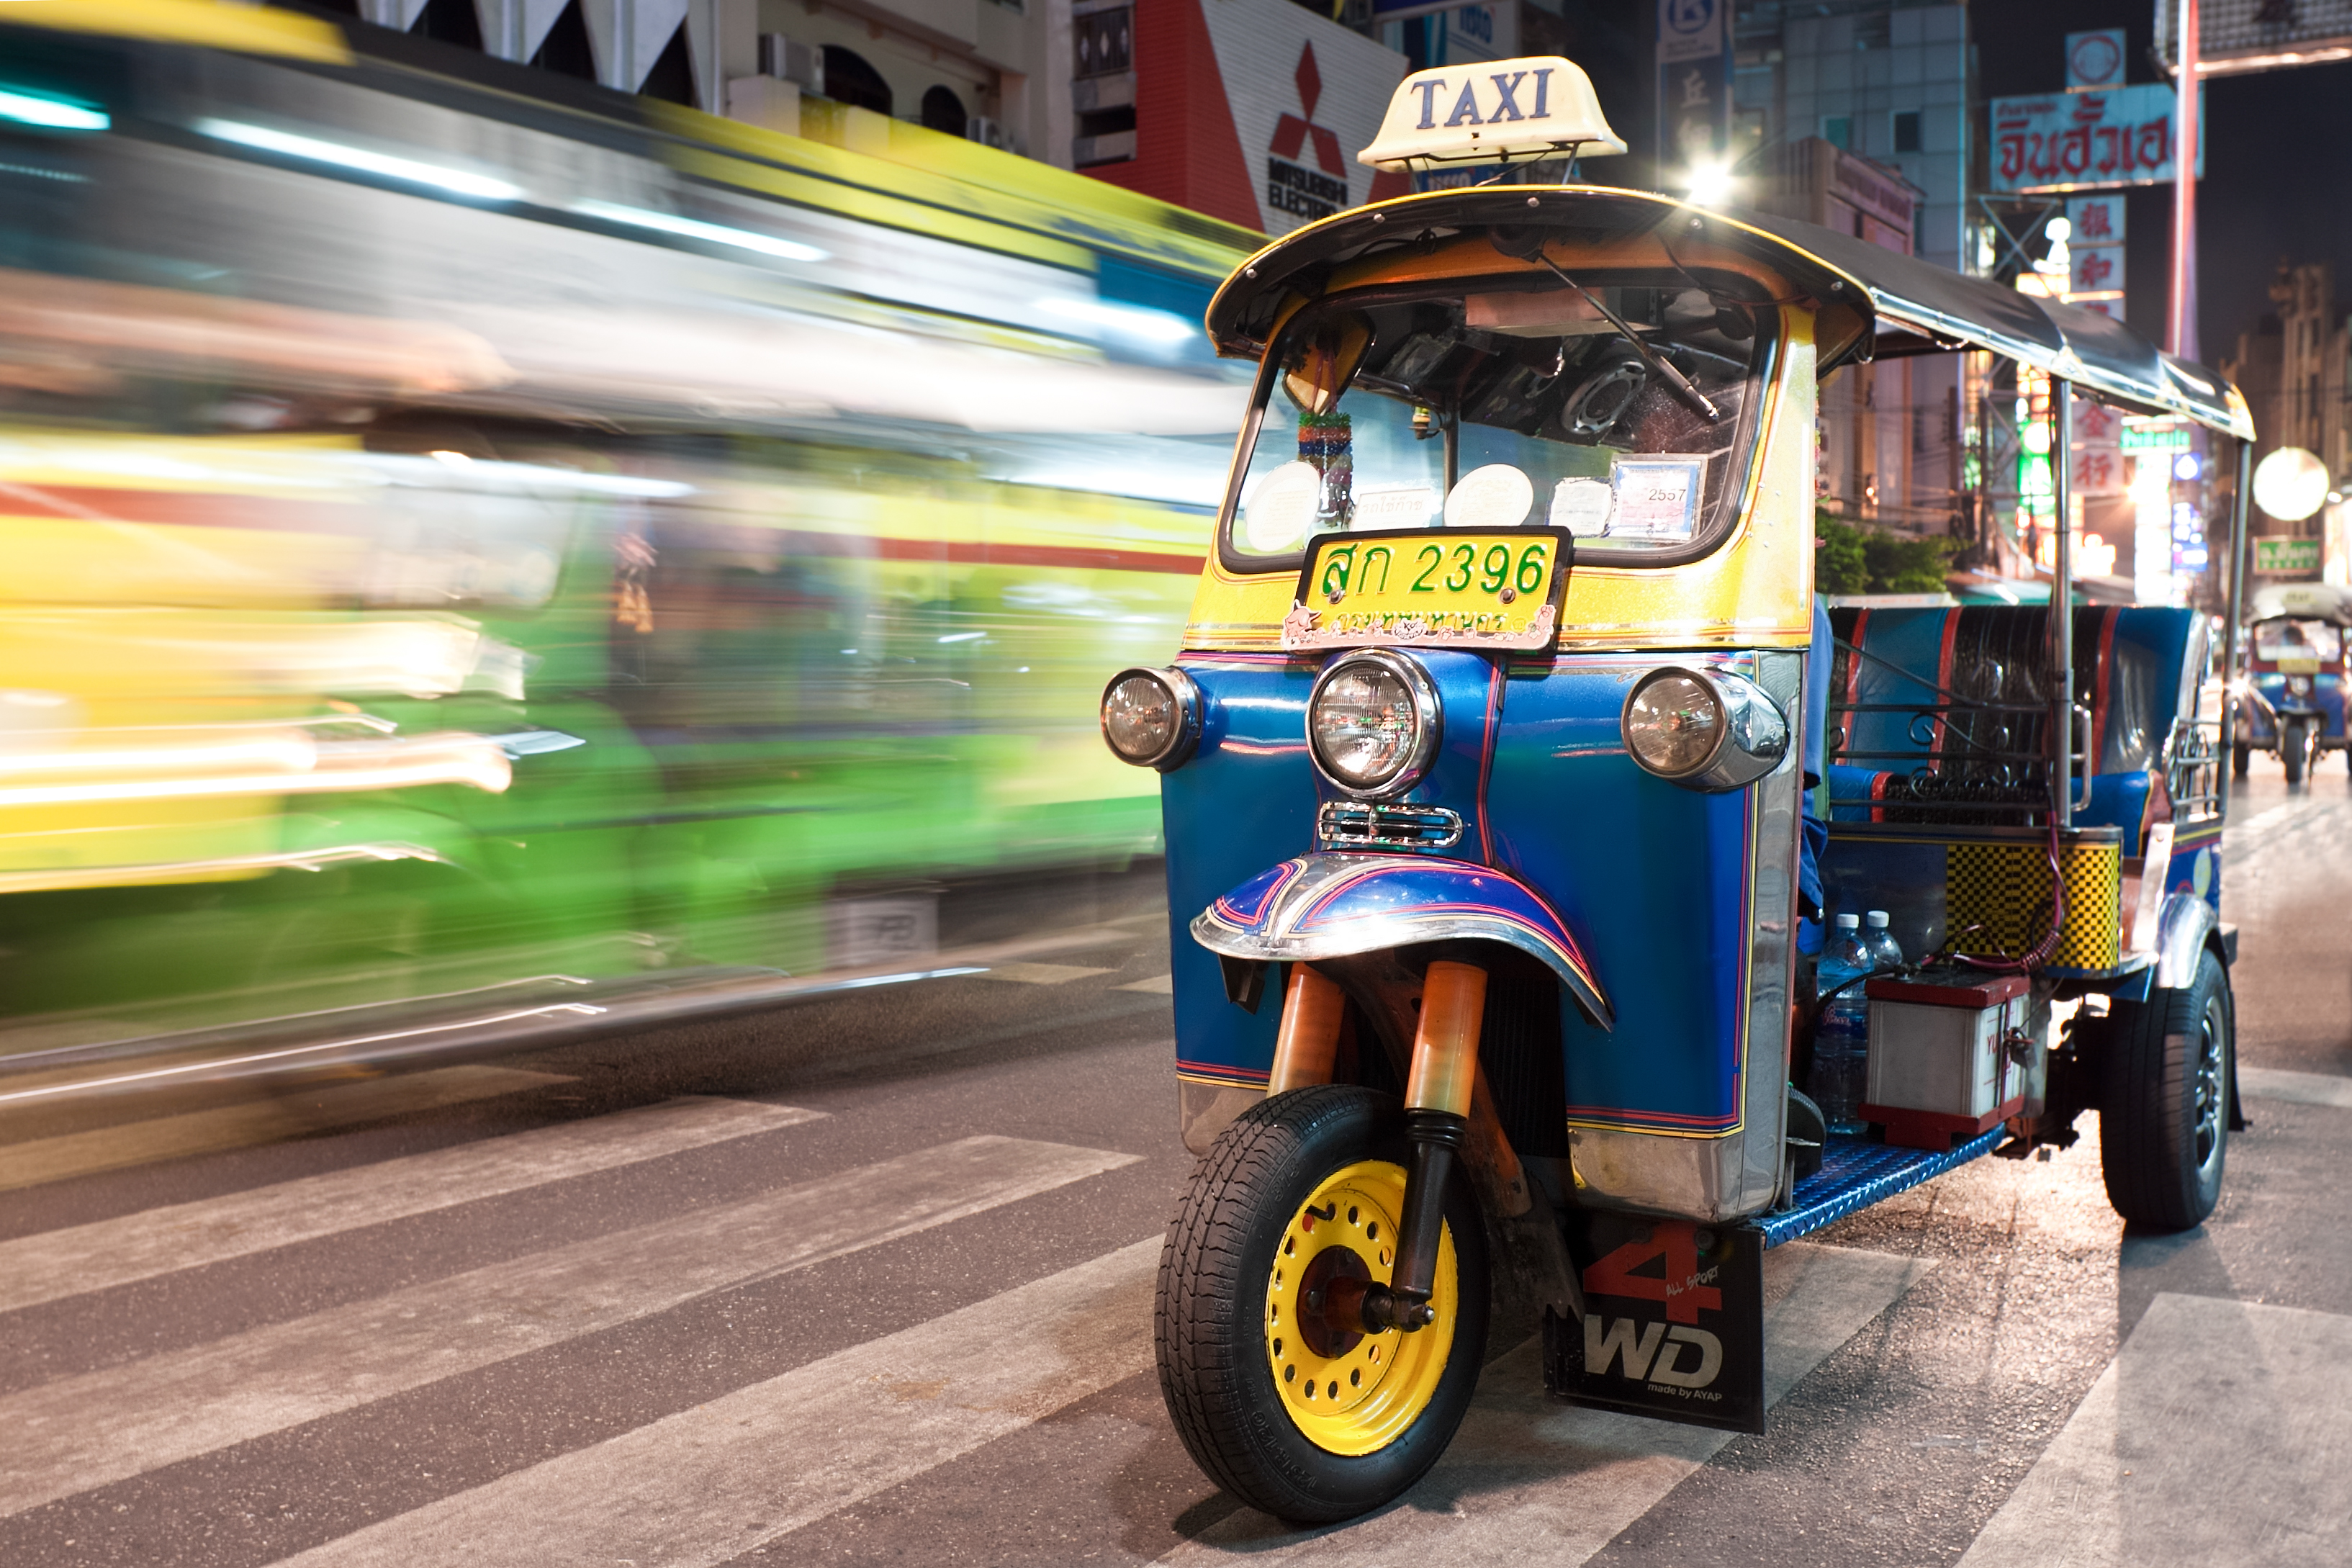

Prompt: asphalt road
[{"left": 1, "top": 761, "right": 2346, "bottom": 1568}]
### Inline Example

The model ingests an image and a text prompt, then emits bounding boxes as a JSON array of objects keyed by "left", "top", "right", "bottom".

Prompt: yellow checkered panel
[{"left": 1945, "top": 839, "right": 2121, "bottom": 969}]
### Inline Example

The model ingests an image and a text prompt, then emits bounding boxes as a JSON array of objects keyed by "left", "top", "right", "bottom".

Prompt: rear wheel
[
  {"left": 1155, "top": 1085, "right": 1490, "bottom": 1523},
  {"left": 2100, "top": 948, "right": 2232, "bottom": 1230},
  {"left": 2282, "top": 718, "right": 2312, "bottom": 783},
  {"left": 2232, "top": 742, "right": 2250, "bottom": 778}
]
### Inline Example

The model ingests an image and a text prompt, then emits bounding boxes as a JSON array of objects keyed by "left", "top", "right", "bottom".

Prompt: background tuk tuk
[
  {"left": 1096, "top": 55, "right": 2261, "bottom": 1526},
  {"left": 2233, "top": 582, "right": 2352, "bottom": 781}
]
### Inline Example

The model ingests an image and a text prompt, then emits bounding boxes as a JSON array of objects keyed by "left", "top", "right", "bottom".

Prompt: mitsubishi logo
[{"left": 1268, "top": 45, "right": 1348, "bottom": 222}]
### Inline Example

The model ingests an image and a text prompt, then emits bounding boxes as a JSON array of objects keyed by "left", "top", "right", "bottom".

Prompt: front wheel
[
  {"left": 2232, "top": 742, "right": 2251, "bottom": 778},
  {"left": 2100, "top": 948, "right": 2233, "bottom": 1230},
  {"left": 2282, "top": 718, "right": 2312, "bottom": 783},
  {"left": 1155, "top": 1085, "right": 1490, "bottom": 1523}
]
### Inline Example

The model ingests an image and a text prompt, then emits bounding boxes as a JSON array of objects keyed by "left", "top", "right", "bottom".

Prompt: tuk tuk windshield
[
  {"left": 1222, "top": 279, "right": 1775, "bottom": 570},
  {"left": 2254, "top": 619, "right": 2343, "bottom": 663}
]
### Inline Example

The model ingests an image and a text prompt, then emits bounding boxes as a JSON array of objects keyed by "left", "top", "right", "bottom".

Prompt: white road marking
[
  {"left": 1116, "top": 974, "right": 1175, "bottom": 993},
  {"left": 0, "top": 1135, "right": 1135, "bottom": 1518},
  {"left": 0, "top": 1096, "right": 825, "bottom": 1315},
  {"left": 980, "top": 962, "right": 1116, "bottom": 985},
  {"left": 1158, "top": 1242, "right": 1935, "bottom": 1565},
  {"left": 2238, "top": 1066, "right": 2352, "bottom": 1111},
  {"left": 269, "top": 1238, "right": 1161, "bottom": 1568},
  {"left": 1959, "top": 1292, "right": 2352, "bottom": 1567},
  {"left": 0, "top": 1065, "right": 571, "bottom": 1194}
]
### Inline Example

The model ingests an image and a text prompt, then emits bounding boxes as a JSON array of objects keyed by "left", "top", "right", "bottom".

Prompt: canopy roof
[
  {"left": 1205, "top": 186, "right": 1875, "bottom": 368},
  {"left": 1206, "top": 185, "right": 2252, "bottom": 443},
  {"left": 1736, "top": 210, "right": 2253, "bottom": 440}
]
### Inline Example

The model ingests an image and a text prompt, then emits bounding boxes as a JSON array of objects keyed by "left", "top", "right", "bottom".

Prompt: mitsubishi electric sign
[{"left": 1199, "top": 1, "right": 1408, "bottom": 235}]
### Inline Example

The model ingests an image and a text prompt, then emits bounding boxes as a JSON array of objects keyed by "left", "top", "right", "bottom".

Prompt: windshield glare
[
  {"left": 2256, "top": 619, "right": 2343, "bottom": 662},
  {"left": 1223, "top": 278, "right": 1774, "bottom": 569}
]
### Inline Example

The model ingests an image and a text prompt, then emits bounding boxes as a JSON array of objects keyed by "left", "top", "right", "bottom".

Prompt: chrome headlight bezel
[
  {"left": 1621, "top": 665, "right": 1789, "bottom": 791},
  {"left": 1307, "top": 649, "right": 1443, "bottom": 800},
  {"left": 1099, "top": 665, "right": 1203, "bottom": 771}
]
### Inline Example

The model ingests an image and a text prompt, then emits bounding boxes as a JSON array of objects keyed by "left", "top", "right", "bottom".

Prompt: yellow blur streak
[
  {"left": 0, "top": 841, "right": 441, "bottom": 896},
  {"left": 0, "top": 0, "right": 351, "bottom": 62}
]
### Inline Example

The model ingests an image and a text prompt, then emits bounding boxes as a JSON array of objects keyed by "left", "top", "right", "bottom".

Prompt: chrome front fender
[
  {"left": 1190, "top": 853, "right": 1613, "bottom": 1029},
  {"left": 2154, "top": 891, "right": 2221, "bottom": 991}
]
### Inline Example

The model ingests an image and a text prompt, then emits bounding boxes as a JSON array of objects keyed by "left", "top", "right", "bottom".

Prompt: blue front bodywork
[{"left": 1168, "top": 648, "right": 1795, "bottom": 1151}]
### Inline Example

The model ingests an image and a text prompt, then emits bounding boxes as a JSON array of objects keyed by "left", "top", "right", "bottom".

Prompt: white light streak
[
  {"left": 569, "top": 199, "right": 827, "bottom": 263},
  {"left": 0, "top": 89, "right": 108, "bottom": 132},
  {"left": 195, "top": 119, "right": 522, "bottom": 202},
  {"left": 1035, "top": 297, "right": 1197, "bottom": 343}
]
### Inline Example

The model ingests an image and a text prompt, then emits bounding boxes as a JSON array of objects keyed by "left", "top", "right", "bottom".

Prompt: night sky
[{"left": 1917, "top": 0, "right": 2349, "bottom": 366}]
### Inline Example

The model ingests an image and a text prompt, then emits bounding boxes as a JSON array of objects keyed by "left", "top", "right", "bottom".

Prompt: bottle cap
[
  {"left": 1867, "top": 909, "right": 1891, "bottom": 927},
  {"left": 1835, "top": 913, "right": 1860, "bottom": 929}
]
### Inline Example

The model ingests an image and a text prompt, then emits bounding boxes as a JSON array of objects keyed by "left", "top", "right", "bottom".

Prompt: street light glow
[{"left": 1686, "top": 161, "right": 1734, "bottom": 207}]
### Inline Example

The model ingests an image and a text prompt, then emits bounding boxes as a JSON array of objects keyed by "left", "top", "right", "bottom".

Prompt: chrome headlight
[
  {"left": 1621, "top": 666, "right": 1788, "bottom": 790},
  {"left": 1099, "top": 666, "right": 1202, "bottom": 770},
  {"left": 2287, "top": 674, "right": 2314, "bottom": 696},
  {"left": 1307, "top": 650, "right": 1441, "bottom": 798}
]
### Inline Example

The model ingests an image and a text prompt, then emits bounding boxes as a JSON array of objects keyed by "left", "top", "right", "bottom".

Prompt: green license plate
[{"left": 1283, "top": 528, "right": 1572, "bottom": 652}]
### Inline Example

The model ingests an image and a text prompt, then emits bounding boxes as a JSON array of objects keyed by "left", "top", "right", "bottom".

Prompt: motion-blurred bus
[{"left": 0, "top": 4, "right": 1256, "bottom": 1089}]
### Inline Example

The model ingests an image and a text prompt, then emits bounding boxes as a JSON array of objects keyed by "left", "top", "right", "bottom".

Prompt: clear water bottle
[
  {"left": 1865, "top": 909, "right": 1905, "bottom": 973},
  {"left": 1811, "top": 914, "right": 1873, "bottom": 1136}
]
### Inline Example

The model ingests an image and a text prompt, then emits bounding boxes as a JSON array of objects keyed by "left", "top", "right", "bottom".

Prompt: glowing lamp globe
[{"left": 2253, "top": 446, "right": 2330, "bottom": 523}]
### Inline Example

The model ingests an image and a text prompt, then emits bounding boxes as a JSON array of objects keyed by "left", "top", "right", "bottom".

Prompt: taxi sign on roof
[{"left": 1359, "top": 55, "right": 1626, "bottom": 171}]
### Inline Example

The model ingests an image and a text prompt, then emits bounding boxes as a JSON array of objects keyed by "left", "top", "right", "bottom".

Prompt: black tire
[
  {"left": 2282, "top": 719, "right": 2310, "bottom": 783},
  {"left": 1155, "top": 1084, "right": 1490, "bottom": 1523},
  {"left": 2232, "top": 742, "right": 2250, "bottom": 778},
  {"left": 2100, "top": 948, "right": 2233, "bottom": 1230}
]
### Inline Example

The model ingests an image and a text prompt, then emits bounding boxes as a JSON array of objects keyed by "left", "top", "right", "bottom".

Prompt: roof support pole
[
  {"left": 2217, "top": 434, "right": 2254, "bottom": 818},
  {"left": 2050, "top": 378, "right": 2074, "bottom": 829}
]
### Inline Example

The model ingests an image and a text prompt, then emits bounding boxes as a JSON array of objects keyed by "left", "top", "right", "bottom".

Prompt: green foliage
[
  {"left": 1816, "top": 511, "right": 1867, "bottom": 595},
  {"left": 1816, "top": 511, "right": 1957, "bottom": 595}
]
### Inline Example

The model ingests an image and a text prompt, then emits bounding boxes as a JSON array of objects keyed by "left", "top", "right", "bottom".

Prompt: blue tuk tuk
[
  {"left": 2232, "top": 582, "right": 2351, "bottom": 782},
  {"left": 1095, "top": 55, "right": 2261, "bottom": 1523}
]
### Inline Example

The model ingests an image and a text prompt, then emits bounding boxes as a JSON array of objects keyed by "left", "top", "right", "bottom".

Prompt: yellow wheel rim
[{"left": 1263, "top": 1158, "right": 1458, "bottom": 1456}]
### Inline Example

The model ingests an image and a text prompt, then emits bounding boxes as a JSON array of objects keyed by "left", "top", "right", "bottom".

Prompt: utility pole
[{"left": 2167, "top": 0, "right": 2200, "bottom": 360}]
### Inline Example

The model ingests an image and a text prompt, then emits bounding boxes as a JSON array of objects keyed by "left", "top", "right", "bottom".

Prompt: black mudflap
[{"left": 1543, "top": 1213, "right": 1765, "bottom": 1436}]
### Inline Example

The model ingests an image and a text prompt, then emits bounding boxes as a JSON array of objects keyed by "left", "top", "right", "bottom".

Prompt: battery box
[{"left": 1860, "top": 970, "right": 2035, "bottom": 1150}]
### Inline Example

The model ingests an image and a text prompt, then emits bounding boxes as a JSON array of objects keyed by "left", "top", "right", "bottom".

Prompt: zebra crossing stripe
[
  {"left": 0, "top": 1134, "right": 1136, "bottom": 1518},
  {"left": 1155, "top": 1241, "right": 1936, "bottom": 1565},
  {"left": 1959, "top": 1292, "right": 2352, "bottom": 1567},
  {"left": 0, "top": 1095, "right": 825, "bottom": 1314},
  {"left": 0, "top": 1065, "right": 570, "bottom": 1193},
  {"left": 268, "top": 1237, "right": 1161, "bottom": 1567}
]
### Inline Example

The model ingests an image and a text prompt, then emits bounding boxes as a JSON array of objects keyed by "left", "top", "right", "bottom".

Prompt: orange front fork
[{"left": 1267, "top": 958, "right": 1488, "bottom": 1333}]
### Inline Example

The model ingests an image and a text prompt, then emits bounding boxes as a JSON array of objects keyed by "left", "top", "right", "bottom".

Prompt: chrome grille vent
[{"left": 1316, "top": 801, "right": 1465, "bottom": 850}]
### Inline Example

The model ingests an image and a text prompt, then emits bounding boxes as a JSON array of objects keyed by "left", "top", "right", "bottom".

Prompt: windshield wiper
[{"left": 1536, "top": 256, "right": 1721, "bottom": 424}]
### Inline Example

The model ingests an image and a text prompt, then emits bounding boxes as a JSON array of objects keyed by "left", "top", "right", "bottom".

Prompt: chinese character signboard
[
  {"left": 1657, "top": 0, "right": 1729, "bottom": 168},
  {"left": 1989, "top": 84, "right": 2208, "bottom": 193}
]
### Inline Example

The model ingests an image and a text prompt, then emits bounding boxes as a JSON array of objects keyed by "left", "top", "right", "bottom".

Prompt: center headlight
[{"left": 1308, "top": 650, "right": 1440, "bottom": 798}]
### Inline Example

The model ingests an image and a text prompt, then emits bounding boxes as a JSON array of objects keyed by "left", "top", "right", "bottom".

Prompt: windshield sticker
[
  {"left": 1243, "top": 461, "right": 1320, "bottom": 552},
  {"left": 1549, "top": 477, "right": 1614, "bottom": 535},
  {"left": 1609, "top": 456, "right": 1703, "bottom": 541},
  {"left": 1443, "top": 464, "right": 1535, "bottom": 529},
  {"left": 1354, "top": 485, "right": 1436, "bottom": 530}
]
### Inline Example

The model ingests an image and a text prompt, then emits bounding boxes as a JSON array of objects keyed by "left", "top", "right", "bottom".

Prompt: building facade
[{"left": 2223, "top": 261, "right": 2352, "bottom": 582}]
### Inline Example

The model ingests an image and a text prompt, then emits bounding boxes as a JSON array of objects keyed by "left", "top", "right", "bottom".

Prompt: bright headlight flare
[
  {"left": 1621, "top": 666, "right": 1790, "bottom": 791},
  {"left": 1623, "top": 671, "right": 1725, "bottom": 778},
  {"left": 1099, "top": 667, "right": 1202, "bottom": 771},
  {"left": 1307, "top": 651, "right": 1441, "bottom": 799}
]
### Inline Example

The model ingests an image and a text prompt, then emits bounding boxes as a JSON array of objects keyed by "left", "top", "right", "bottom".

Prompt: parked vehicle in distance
[{"left": 2235, "top": 583, "right": 2352, "bottom": 781}]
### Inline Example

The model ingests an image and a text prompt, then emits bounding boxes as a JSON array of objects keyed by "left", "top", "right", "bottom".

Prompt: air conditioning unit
[
  {"left": 758, "top": 33, "right": 821, "bottom": 94},
  {"left": 967, "top": 115, "right": 1012, "bottom": 150}
]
